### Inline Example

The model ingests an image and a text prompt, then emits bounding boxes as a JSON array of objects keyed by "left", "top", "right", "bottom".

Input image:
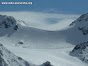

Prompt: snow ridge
[
  {"left": 0, "top": 43, "right": 53, "bottom": 66},
  {"left": 70, "top": 13, "right": 88, "bottom": 35},
  {"left": 70, "top": 41, "right": 88, "bottom": 63},
  {"left": 0, "top": 43, "right": 31, "bottom": 66}
]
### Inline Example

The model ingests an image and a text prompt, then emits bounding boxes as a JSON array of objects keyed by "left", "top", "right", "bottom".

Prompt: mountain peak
[
  {"left": 77, "top": 13, "right": 88, "bottom": 22},
  {"left": 0, "top": 15, "right": 18, "bottom": 30},
  {"left": 69, "top": 13, "right": 88, "bottom": 35}
]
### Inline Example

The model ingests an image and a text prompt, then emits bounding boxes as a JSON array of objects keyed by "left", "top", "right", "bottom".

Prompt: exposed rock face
[
  {"left": 0, "top": 15, "right": 18, "bottom": 30},
  {"left": 70, "top": 41, "right": 88, "bottom": 63},
  {"left": 0, "top": 15, "right": 19, "bottom": 36},
  {"left": 70, "top": 13, "right": 88, "bottom": 61},
  {"left": 40, "top": 61, "right": 53, "bottom": 66},
  {"left": 70, "top": 13, "right": 88, "bottom": 35}
]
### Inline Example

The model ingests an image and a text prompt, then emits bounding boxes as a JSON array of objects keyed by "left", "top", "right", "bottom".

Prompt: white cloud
[{"left": 0, "top": 11, "right": 80, "bottom": 31}]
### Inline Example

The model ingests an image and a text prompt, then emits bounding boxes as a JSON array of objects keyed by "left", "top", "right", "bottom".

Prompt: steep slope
[
  {"left": 0, "top": 43, "right": 53, "bottom": 66},
  {"left": 70, "top": 41, "right": 88, "bottom": 63},
  {"left": 59, "top": 13, "right": 88, "bottom": 44},
  {"left": 0, "top": 43, "right": 32, "bottom": 66},
  {"left": 0, "top": 15, "right": 18, "bottom": 36},
  {"left": 70, "top": 13, "right": 88, "bottom": 35}
]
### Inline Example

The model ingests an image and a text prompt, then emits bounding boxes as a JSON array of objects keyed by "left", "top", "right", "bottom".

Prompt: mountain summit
[
  {"left": 0, "top": 15, "right": 18, "bottom": 30},
  {"left": 0, "top": 15, "right": 18, "bottom": 36},
  {"left": 70, "top": 13, "right": 88, "bottom": 35}
]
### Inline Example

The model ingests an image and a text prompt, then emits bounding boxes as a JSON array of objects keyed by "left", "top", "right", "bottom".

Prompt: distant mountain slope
[
  {"left": 70, "top": 41, "right": 88, "bottom": 63},
  {"left": 0, "top": 15, "right": 69, "bottom": 48},
  {"left": 70, "top": 13, "right": 88, "bottom": 61},
  {"left": 60, "top": 13, "right": 88, "bottom": 44},
  {"left": 70, "top": 13, "right": 88, "bottom": 35}
]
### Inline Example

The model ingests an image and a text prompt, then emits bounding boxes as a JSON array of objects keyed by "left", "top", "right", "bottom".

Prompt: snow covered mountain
[
  {"left": 0, "top": 43, "right": 32, "bottom": 66},
  {"left": 0, "top": 43, "right": 53, "bottom": 66},
  {"left": 70, "top": 13, "right": 88, "bottom": 35},
  {"left": 69, "top": 13, "right": 88, "bottom": 63},
  {"left": 0, "top": 13, "right": 87, "bottom": 66},
  {"left": 0, "top": 14, "right": 69, "bottom": 48},
  {"left": 0, "top": 15, "right": 54, "bottom": 66},
  {"left": 0, "top": 15, "right": 18, "bottom": 36},
  {"left": 70, "top": 41, "right": 88, "bottom": 63},
  {"left": 0, "top": 12, "right": 88, "bottom": 47},
  {"left": 0, "top": 15, "right": 18, "bottom": 29},
  {"left": 0, "top": 13, "right": 87, "bottom": 48},
  {"left": 59, "top": 13, "right": 88, "bottom": 44}
]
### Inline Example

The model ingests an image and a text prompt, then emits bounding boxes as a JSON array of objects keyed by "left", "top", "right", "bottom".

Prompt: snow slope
[
  {"left": 0, "top": 43, "right": 53, "bottom": 66},
  {"left": 0, "top": 13, "right": 86, "bottom": 47},
  {"left": 5, "top": 44, "right": 87, "bottom": 66},
  {"left": 69, "top": 13, "right": 88, "bottom": 64},
  {"left": 70, "top": 40, "right": 88, "bottom": 63},
  {"left": 0, "top": 14, "right": 72, "bottom": 48},
  {"left": 0, "top": 43, "right": 32, "bottom": 66},
  {"left": 0, "top": 12, "right": 87, "bottom": 66},
  {"left": 0, "top": 12, "right": 87, "bottom": 48}
]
